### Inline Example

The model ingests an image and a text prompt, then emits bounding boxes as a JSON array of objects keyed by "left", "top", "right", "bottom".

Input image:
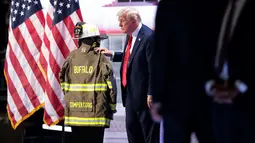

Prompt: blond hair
[{"left": 117, "top": 7, "right": 141, "bottom": 23}]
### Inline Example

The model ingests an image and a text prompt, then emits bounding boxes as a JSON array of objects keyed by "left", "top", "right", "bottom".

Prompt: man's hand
[
  {"left": 150, "top": 102, "right": 162, "bottom": 123},
  {"left": 147, "top": 95, "right": 153, "bottom": 109},
  {"left": 94, "top": 47, "right": 113, "bottom": 57},
  {"left": 211, "top": 81, "right": 239, "bottom": 104}
]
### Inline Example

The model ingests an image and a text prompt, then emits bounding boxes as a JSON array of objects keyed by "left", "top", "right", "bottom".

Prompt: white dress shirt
[
  {"left": 129, "top": 22, "right": 142, "bottom": 53},
  {"left": 112, "top": 23, "right": 142, "bottom": 58}
]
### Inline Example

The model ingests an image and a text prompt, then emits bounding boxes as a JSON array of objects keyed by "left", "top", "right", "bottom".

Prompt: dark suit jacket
[
  {"left": 113, "top": 24, "right": 154, "bottom": 109},
  {"left": 226, "top": 0, "right": 255, "bottom": 109},
  {"left": 151, "top": 0, "right": 227, "bottom": 116}
]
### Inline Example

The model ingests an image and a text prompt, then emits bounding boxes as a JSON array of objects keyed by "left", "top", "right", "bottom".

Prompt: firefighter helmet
[{"left": 74, "top": 22, "right": 107, "bottom": 39}]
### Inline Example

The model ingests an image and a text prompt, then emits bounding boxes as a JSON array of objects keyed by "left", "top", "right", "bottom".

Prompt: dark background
[{"left": 0, "top": 0, "right": 9, "bottom": 115}]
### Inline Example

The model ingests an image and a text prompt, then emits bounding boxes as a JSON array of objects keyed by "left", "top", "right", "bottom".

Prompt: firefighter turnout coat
[{"left": 59, "top": 43, "right": 117, "bottom": 127}]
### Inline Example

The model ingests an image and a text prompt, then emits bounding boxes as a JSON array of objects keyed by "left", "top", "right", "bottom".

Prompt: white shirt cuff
[
  {"left": 205, "top": 80, "right": 215, "bottom": 96},
  {"left": 235, "top": 80, "right": 248, "bottom": 93},
  {"left": 205, "top": 79, "right": 248, "bottom": 95},
  {"left": 111, "top": 51, "right": 115, "bottom": 61}
]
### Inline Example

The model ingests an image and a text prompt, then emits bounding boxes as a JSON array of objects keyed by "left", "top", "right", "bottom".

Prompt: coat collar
[{"left": 128, "top": 24, "right": 145, "bottom": 68}]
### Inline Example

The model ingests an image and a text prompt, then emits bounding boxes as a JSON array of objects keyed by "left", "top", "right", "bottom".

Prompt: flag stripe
[
  {"left": 43, "top": 109, "right": 54, "bottom": 125},
  {"left": 7, "top": 90, "right": 22, "bottom": 123},
  {"left": 41, "top": 6, "right": 57, "bottom": 125},
  {"left": 4, "top": 56, "right": 29, "bottom": 117},
  {"left": 25, "top": 18, "right": 42, "bottom": 51},
  {"left": 44, "top": 31, "right": 51, "bottom": 49},
  {"left": 49, "top": 53, "right": 61, "bottom": 81},
  {"left": 11, "top": 28, "right": 44, "bottom": 104},
  {"left": 45, "top": 80, "right": 64, "bottom": 117},
  {"left": 76, "top": 9, "right": 83, "bottom": 22},
  {"left": 48, "top": 29, "right": 65, "bottom": 116},
  {"left": 69, "top": 13, "right": 81, "bottom": 47},
  {"left": 7, "top": 104, "right": 17, "bottom": 127},
  {"left": 18, "top": 31, "right": 45, "bottom": 101},
  {"left": 13, "top": 28, "right": 45, "bottom": 89},
  {"left": 46, "top": 13, "right": 53, "bottom": 29},
  {"left": 43, "top": 106, "right": 59, "bottom": 125},
  {"left": 7, "top": 40, "right": 41, "bottom": 108},
  {"left": 31, "top": 14, "right": 45, "bottom": 42},
  {"left": 39, "top": 45, "right": 49, "bottom": 77},
  {"left": 52, "top": 26, "right": 70, "bottom": 58},
  {"left": 28, "top": 15, "right": 47, "bottom": 80},
  {"left": 40, "top": 32, "right": 51, "bottom": 75},
  {"left": 43, "top": 10, "right": 65, "bottom": 125},
  {"left": 8, "top": 50, "right": 40, "bottom": 109},
  {"left": 8, "top": 30, "right": 39, "bottom": 106},
  {"left": 63, "top": 16, "right": 75, "bottom": 39},
  {"left": 16, "top": 23, "right": 40, "bottom": 59},
  {"left": 39, "top": 13, "right": 52, "bottom": 75},
  {"left": 5, "top": 49, "right": 22, "bottom": 125},
  {"left": 49, "top": 30, "right": 66, "bottom": 68},
  {"left": 36, "top": 11, "right": 45, "bottom": 28},
  {"left": 69, "top": 12, "right": 82, "bottom": 27}
]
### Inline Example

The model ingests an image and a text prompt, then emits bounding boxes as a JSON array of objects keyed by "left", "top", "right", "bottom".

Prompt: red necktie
[{"left": 122, "top": 36, "right": 133, "bottom": 87}]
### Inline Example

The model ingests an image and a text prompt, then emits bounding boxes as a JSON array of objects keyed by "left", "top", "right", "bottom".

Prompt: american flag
[
  {"left": 41, "top": 0, "right": 83, "bottom": 125},
  {"left": 4, "top": 0, "right": 83, "bottom": 128},
  {"left": 4, "top": 0, "right": 46, "bottom": 129}
]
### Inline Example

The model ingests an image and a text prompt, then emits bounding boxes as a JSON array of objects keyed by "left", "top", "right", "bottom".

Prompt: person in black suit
[
  {"left": 96, "top": 7, "right": 159, "bottom": 143},
  {"left": 206, "top": 0, "right": 255, "bottom": 142},
  {"left": 150, "top": 1, "right": 227, "bottom": 143}
]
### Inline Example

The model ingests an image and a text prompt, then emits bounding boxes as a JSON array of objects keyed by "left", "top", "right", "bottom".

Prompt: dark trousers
[
  {"left": 212, "top": 103, "right": 255, "bottom": 143},
  {"left": 125, "top": 97, "right": 160, "bottom": 143},
  {"left": 163, "top": 107, "right": 215, "bottom": 143},
  {"left": 66, "top": 126, "right": 105, "bottom": 143}
]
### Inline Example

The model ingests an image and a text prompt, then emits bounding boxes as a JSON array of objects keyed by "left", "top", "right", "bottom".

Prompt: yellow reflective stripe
[
  {"left": 106, "top": 81, "right": 112, "bottom": 89},
  {"left": 64, "top": 117, "right": 110, "bottom": 126},
  {"left": 61, "top": 83, "right": 108, "bottom": 91},
  {"left": 64, "top": 88, "right": 107, "bottom": 91},
  {"left": 110, "top": 104, "right": 116, "bottom": 110},
  {"left": 66, "top": 117, "right": 108, "bottom": 120},
  {"left": 65, "top": 122, "right": 109, "bottom": 126},
  {"left": 61, "top": 83, "right": 107, "bottom": 86}
]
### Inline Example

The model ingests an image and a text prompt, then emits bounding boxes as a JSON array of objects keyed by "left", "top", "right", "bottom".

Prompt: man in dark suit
[
  {"left": 96, "top": 7, "right": 159, "bottom": 143},
  {"left": 150, "top": 1, "right": 227, "bottom": 143},
  {"left": 206, "top": 0, "right": 255, "bottom": 142}
]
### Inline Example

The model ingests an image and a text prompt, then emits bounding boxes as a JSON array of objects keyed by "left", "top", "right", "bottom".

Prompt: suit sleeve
[
  {"left": 112, "top": 52, "right": 123, "bottom": 62},
  {"left": 59, "top": 55, "right": 71, "bottom": 95},
  {"left": 146, "top": 34, "right": 154, "bottom": 96}
]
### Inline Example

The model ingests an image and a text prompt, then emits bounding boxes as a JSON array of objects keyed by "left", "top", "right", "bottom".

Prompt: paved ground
[
  {"left": 104, "top": 103, "right": 127, "bottom": 143},
  {"left": 104, "top": 116, "right": 128, "bottom": 143},
  {"left": 103, "top": 104, "right": 199, "bottom": 143}
]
